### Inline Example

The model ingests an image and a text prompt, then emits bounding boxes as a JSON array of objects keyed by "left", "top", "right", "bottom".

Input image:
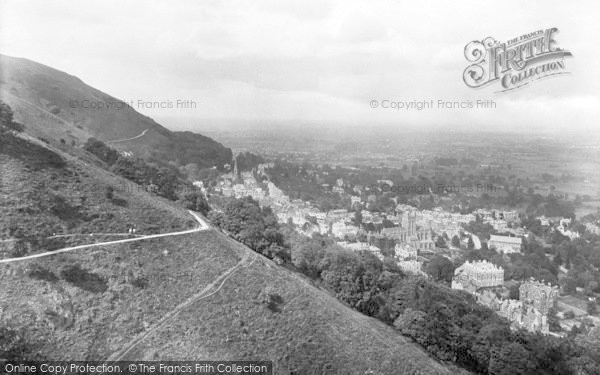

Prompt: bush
[
  {"left": 111, "top": 197, "right": 128, "bottom": 207},
  {"left": 131, "top": 276, "right": 149, "bottom": 289},
  {"left": 27, "top": 265, "right": 59, "bottom": 283},
  {"left": 0, "top": 326, "right": 33, "bottom": 360},
  {"left": 60, "top": 264, "right": 107, "bottom": 293},
  {"left": 105, "top": 186, "right": 114, "bottom": 200},
  {"left": 11, "top": 239, "right": 29, "bottom": 257},
  {"left": 262, "top": 287, "right": 284, "bottom": 313}
]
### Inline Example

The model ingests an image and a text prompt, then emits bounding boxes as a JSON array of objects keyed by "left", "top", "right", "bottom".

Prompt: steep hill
[
  {"left": 0, "top": 129, "right": 457, "bottom": 374},
  {"left": 0, "top": 53, "right": 232, "bottom": 168}
]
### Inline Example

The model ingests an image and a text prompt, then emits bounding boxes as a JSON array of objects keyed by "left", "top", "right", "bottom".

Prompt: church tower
[
  {"left": 232, "top": 154, "right": 240, "bottom": 183},
  {"left": 233, "top": 155, "right": 239, "bottom": 177}
]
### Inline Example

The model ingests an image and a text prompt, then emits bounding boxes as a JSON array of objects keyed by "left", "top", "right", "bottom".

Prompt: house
[
  {"left": 452, "top": 260, "right": 504, "bottom": 289},
  {"left": 488, "top": 234, "right": 522, "bottom": 254},
  {"left": 394, "top": 243, "right": 417, "bottom": 260}
]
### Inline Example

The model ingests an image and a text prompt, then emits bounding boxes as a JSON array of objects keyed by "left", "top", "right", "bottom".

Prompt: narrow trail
[
  {"left": 110, "top": 251, "right": 259, "bottom": 361},
  {"left": 107, "top": 129, "right": 148, "bottom": 143},
  {"left": 0, "top": 233, "right": 141, "bottom": 243},
  {"left": 0, "top": 211, "right": 208, "bottom": 264}
]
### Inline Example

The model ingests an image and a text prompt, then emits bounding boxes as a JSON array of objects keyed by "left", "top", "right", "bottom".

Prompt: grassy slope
[
  {"left": 0, "top": 132, "right": 194, "bottom": 253},
  {"left": 1, "top": 229, "right": 457, "bottom": 374},
  {"left": 127, "top": 251, "right": 460, "bottom": 375}
]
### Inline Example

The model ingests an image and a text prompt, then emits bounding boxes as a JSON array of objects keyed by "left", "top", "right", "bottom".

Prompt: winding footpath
[
  {"left": 0, "top": 210, "right": 209, "bottom": 264},
  {"left": 2, "top": 208, "right": 261, "bottom": 361},
  {"left": 107, "top": 129, "right": 148, "bottom": 144},
  {"left": 110, "top": 251, "right": 259, "bottom": 361}
]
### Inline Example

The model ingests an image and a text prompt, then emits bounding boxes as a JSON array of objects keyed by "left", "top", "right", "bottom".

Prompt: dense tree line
[
  {"left": 235, "top": 151, "right": 265, "bottom": 172},
  {"left": 209, "top": 197, "right": 288, "bottom": 263},
  {"left": 84, "top": 138, "right": 181, "bottom": 201},
  {"left": 275, "top": 227, "right": 599, "bottom": 374}
]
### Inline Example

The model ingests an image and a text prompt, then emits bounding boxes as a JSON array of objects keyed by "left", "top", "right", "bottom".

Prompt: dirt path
[
  {"left": 0, "top": 210, "right": 208, "bottom": 264},
  {"left": 110, "top": 252, "right": 259, "bottom": 360},
  {"left": 107, "top": 129, "right": 148, "bottom": 143}
]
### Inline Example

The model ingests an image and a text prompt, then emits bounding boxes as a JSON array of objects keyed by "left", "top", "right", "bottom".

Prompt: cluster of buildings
[
  {"left": 213, "top": 160, "right": 532, "bottom": 279},
  {"left": 336, "top": 241, "right": 384, "bottom": 260},
  {"left": 536, "top": 216, "right": 582, "bottom": 240},
  {"left": 452, "top": 260, "right": 504, "bottom": 290},
  {"left": 474, "top": 208, "right": 519, "bottom": 232},
  {"left": 556, "top": 218, "right": 580, "bottom": 240},
  {"left": 394, "top": 242, "right": 426, "bottom": 275},
  {"left": 585, "top": 222, "right": 600, "bottom": 235},
  {"left": 488, "top": 234, "right": 523, "bottom": 254},
  {"left": 380, "top": 211, "right": 435, "bottom": 251},
  {"left": 452, "top": 260, "right": 558, "bottom": 334}
]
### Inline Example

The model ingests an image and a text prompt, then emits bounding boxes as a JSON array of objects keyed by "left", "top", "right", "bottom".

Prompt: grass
[
  {"left": 115, "top": 239, "right": 457, "bottom": 374},
  {"left": 0, "top": 226, "right": 459, "bottom": 374},
  {"left": 0, "top": 230, "right": 242, "bottom": 359},
  {"left": 0, "top": 134, "right": 194, "bottom": 257}
]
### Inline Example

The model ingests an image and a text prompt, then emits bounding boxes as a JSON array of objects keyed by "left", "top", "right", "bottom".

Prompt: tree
[
  {"left": 553, "top": 253, "right": 563, "bottom": 266},
  {"left": 425, "top": 256, "right": 455, "bottom": 283},
  {"left": 213, "top": 197, "right": 288, "bottom": 261},
  {"left": 435, "top": 236, "right": 447, "bottom": 249},
  {"left": 509, "top": 284, "right": 520, "bottom": 300},
  {"left": 560, "top": 277, "right": 577, "bottom": 295},
  {"left": 181, "top": 191, "right": 211, "bottom": 216},
  {"left": 451, "top": 235, "right": 461, "bottom": 248},
  {"left": 290, "top": 237, "right": 326, "bottom": 278},
  {"left": 105, "top": 186, "right": 114, "bottom": 200},
  {"left": 320, "top": 249, "right": 367, "bottom": 308},
  {"left": 587, "top": 301, "right": 597, "bottom": 315},
  {"left": 468, "top": 236, "right": 475, "bottom": 249},
  {"left": 393, "top": 308, "right": 427, "bottom": 339},
  {"left": 548, "top": 308, "right": 561, "bottom": 332},
  {"left": 488, "top": 342, "right": 535, "bottom": 375},
  {"left": 0, "top": 326, "right": 32, "bottom": 360}
]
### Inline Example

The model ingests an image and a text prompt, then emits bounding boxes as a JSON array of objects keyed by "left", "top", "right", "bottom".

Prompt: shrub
[
  {"left": 27, "top": 265, "right": 59, "bottom": 283},
  {"left": 131, "top": 276, "right": 149, "bottom": 289},
  {"left": 60, "top": 264, "right": 107, "bottom": 293},
  {"left": 262, "top": 287, "right": 284, "bottom": 313},
  {"left": 105, "top": 186, "right": 114, "bottom": 200},
  {"left": 111, "top": 197, "right": 127, "bottom": 207}
]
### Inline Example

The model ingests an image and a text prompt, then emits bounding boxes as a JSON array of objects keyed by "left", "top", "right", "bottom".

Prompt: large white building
[
  {"left": 488, "top": 234, "right": 522, "bottom": 254},
  {"left": 331, "top": 222, "right": 359, "bottom": 238},
  {"left": 337, "top": 242, "right": 384, "bottom": 260},
  {"left": 268, "top": 182, "right": 289, "bottom": 204},
  {"left": 452, "top": 260, "right": 504, "bottom": 289}
]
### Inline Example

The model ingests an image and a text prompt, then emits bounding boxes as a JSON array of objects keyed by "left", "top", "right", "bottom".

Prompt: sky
[{"left": 0, "top": 0, "right": 599, "bottom": 135}]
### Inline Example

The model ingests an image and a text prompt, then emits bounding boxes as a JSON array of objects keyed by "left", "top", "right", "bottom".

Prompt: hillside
[
  {"left": 0, "top": 130, "right": 456, "bottom": 374},
  {"left": 0, "top": 131, "right": 195, "bottom": 258},
  {"left": 0, "top": 53, "right": 232, "bottom": 168}
]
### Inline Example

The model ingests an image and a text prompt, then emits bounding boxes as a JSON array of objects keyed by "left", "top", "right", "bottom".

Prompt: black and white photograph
[{"left": 1, "top": 1, "right": 599, "bottom": 374}]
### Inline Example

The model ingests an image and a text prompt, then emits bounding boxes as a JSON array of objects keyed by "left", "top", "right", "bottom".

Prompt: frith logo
[{"left": 463, "top": 28, "right": 572, "bottom": 92}]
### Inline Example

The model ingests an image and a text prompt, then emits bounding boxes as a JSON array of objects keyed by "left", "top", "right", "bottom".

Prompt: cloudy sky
[{"left": 0, "top": 0, "right": 599, "bottom": 134}]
